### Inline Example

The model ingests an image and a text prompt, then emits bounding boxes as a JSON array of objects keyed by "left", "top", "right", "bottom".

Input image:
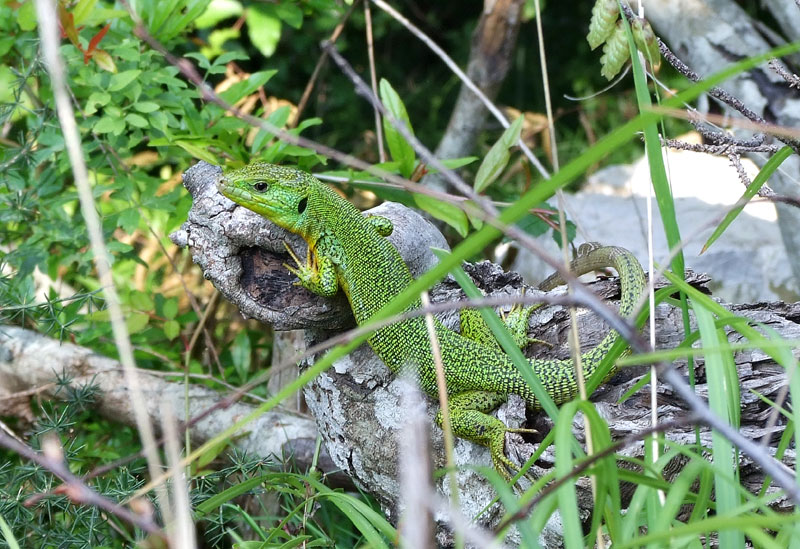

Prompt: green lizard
[{"left": 217, "top": 162, "right": 646, "bottom": 479}]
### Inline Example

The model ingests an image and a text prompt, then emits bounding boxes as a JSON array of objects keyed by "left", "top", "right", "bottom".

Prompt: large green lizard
[{"left": 217, "top": 162, "right": 646, "bottom": 478}]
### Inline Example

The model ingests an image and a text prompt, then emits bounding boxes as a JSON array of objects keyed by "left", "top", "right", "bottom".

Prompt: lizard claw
[
  {"left": 283, "top": 241, "right": 304, "bottom": 269},
  {"left": 283, "top": 241, "right": 317, "bottom": 285},
  {"left": 489, "top": 428, "right": 537, "bottom": 487}
]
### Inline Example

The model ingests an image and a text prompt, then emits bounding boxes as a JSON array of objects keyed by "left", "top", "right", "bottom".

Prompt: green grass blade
[
  {"left": 0, "top": 514, "right": 20, "bottom": 549},
  {"left": 702, "top": 146, "right": 793, "bottom": 253},
  {"left": 760, "top": 325, "right": 800, "bottom": 549},
  {"left": 625, "top": 12, "right": 684, "bottom": 278},
  {"left": 195, "top": 472, "right": 303, "bottom": 517},
  {"left": 554, "top": 400, "right": 586, "bottom": 549},
  {"left": 694, "top": 304, "right": 744, "bottom": 549}
]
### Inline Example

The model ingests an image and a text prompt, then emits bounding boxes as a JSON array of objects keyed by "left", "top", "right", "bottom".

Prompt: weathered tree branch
[
  {"left": 170, "top": 162, "right": 798, "bottom": 546},
  {"left": 0, "top": 325, "right": 354, "bottom": 486}
]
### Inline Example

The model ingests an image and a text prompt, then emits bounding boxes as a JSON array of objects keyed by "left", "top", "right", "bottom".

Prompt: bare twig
[
  {"left": 727, "top": 153, "right": 777, "bottom": 200},
  {"left": 161, "top": 402, "right": 196, "bottom": 549},
  {"left": 662, "top": 138, "right": 778, "bottom": 155},
  {"left": 653, "top": 105, "right": 800, "bottom": 155},
  {"left": 769, "top": 58, "right": 800, "bottom": 89},
  {"left": 728, "top": 153, "right": 752, "bottom": 188},
  {"left": 420, "top": 290, "right": 461, "bottom": 537},
  {"left": 398, "top": 385, "right": 435, "bottom": 548},
  {"left": 652, "top": 30, "right": 800, "bottom": 156},
  {"left": 290, "top": 2, "right": 357, "bottom": 128}
]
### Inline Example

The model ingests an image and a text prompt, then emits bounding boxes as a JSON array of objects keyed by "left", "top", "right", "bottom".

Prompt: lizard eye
[{"left": 253, "top": 181, "right": 269, "bottom": 192}]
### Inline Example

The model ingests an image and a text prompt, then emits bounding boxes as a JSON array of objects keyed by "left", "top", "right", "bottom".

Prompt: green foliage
[
  {"left": 474, "top": 115, "right": 523, "bottom": 193},
  {"left": 1, "top": 0, "right": 798, "bottom": 546},
  {"left": 379, "top": 78, "right": 417, "bottom": 178},
  {"left": 586, "top": 1, "right": 661, "bottom": 80}
]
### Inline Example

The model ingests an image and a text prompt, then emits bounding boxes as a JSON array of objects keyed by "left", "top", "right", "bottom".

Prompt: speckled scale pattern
[{"left": 218, "top": 163, "right": 647, "bottom": 478}]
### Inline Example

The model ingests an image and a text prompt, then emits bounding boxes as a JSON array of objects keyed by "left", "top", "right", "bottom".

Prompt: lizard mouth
[{"left": 217, "top": 177, "right": 253, "bottom": 204}]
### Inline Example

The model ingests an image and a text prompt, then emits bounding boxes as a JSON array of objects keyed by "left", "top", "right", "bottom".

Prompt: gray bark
[{"left": 169, "top": 161, "right": 798, "bottom": 547}]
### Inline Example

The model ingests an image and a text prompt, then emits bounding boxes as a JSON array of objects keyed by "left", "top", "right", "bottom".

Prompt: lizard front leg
[{"left": 283, "top": 242, "right": 338, "bottom": 297}]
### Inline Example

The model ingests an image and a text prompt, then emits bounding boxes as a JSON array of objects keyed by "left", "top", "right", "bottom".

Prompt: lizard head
[{"left": 218, "top": 163, "right": 314, "bottom": 233}]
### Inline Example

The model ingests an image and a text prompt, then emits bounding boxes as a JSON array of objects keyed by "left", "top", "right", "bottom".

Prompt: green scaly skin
[{"left": 217, "top": 163, "right": 646, "bottom": 479}]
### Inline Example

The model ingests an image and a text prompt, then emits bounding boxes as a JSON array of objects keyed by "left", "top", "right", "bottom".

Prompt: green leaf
[
  {"left": 474, "top": 115, "right": 523, "bottom": 192},
  {"left": 17, "top": 1, "right": 37, "bottom": 31},
  {"left": 412, "top": 193, "right": 468, "bottom": 237},
  {"left": 231, "top": 330, "right": 251, "bottom": 379},
  {"left": 94, "top": 115, "right": 125, "bottom": 134},
  {"left": 195, "top": 0, "right": 243, "bottom": 28},
  {"left": 275, "top": 2, "right": 303, "bottom": 28},
  {"left": 702, "top": 146, "right": 793, "bottom": 253},
  {"left": 133, "top": 101, "right": 160, "bottom": 113},
  {"left": 515, "top": 211, "right": 549, "bottom": 237},
  {"left": 118, "top": 208, "right": 140, "bottom": 233},
  {"left": 218, "top": 69, "right": 277, "bottom": 104},
  {"left": 125, "top": 112, "right": 148, "bottom": 128},
  {"left": 126, "top": 312, "right": 149, "bottom": 333},
  {"left": 85, "top": 309, "right": 110, "bottom": 322},
  {"left": 586, "top": 0, "right": 618, "bottom": 50},
  {"left": 174, "top": 140, "right": 219, "bottom": 164},
  {"left": 0, "top": 37, "right": 15, "bottom": 57},
  {"left": 90, "top": 49, "right": 117, "bottom": 73},
  {"left": 163, "top": 320, "right": 180, "bottom": 340},
  {"left": 108, "top": 70, "right": 142, "bottom": 92},
  {"left": 130, "top": 290, "right": 154, "bottom": 311},
  {"left": 251, "top": 105, "right": 291, "bottom": 153},
  {"left": 247, "top": 4, "right": 282, "bottom": 58},
  {"left": 73, "top": 0, "right": 98, "bottom": 25},
  {"left": 439, "top": 156, "right": 478, "bottom": 170},
  {"left": 163, "top": 298, "right": 179, "bottom": 320},
  {"left": 600, "top": 21, "right": 629, "bottom": 80},
  {"left": 85, "top": 91, "right": 111, "bottom": 115},
  {"left": 379, "top": 78, "right": 416, "bottom": 178}
]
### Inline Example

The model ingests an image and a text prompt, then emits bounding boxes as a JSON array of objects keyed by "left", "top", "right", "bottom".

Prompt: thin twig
[
  {"left": 322, "top": 40, "right": 497, "bottom": 207},
  {"left": 420, "top": 291, "right": 461, "bottom": 539},
  {"left": 369, "top": 0, "right": 550, "bottom": 180},
  {"left": 161, "top": 402, "right": 196, "bottom": 549},
  {"left": 34, "top": 0, "right": 169, "bottom": 514},
  {"left": 363, "top": 0, "right": 385, "bottom": 162},
  {"left": 662, "top": 138, "right": 777, "bottom": 155},
  {"left": 290, "top": 1, "right": 356, "bottom": 128},
  {"left": 655, "top": 105, "right": 800, "bottom": 142},
  {"left": 651, "top": 27, "right": 800, "bottom": 156},
  {"left": 0, "top": 430, "right": 164, "bottom": 537},
  {"left": 768, "top": 58, "right": 800, "bottom": 89}
]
